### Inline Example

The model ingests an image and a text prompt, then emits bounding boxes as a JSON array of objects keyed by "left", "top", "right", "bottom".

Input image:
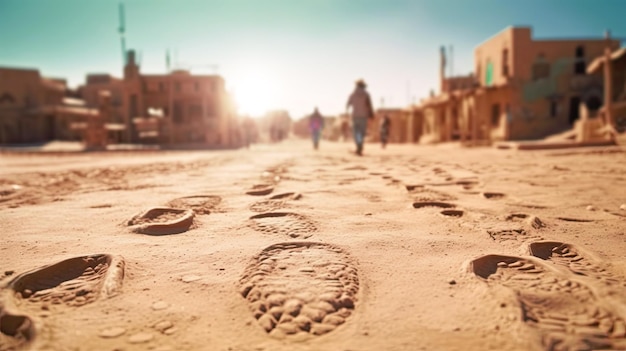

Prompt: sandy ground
[{"left": 0, "top": 139, "right": 625, "bottom": 351}]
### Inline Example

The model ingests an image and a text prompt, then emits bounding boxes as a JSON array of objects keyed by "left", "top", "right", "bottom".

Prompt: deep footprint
[
  {"left": 412, "top": 201, "right": 456, "bottom": 209},
  {"left": 239, "top": 242, "right": 359, "bottom": 339},
  {"left": 248, "top": 212, "right": 317, "bottom": 239},
  {"left": 167, "top": 195, "right": 222, "bottom": 215},
  {"left": 246, "top": 185, "right": 274, "bottom": 196},
  {"left": 470, "top": 254, "right": 626, "bottom": 350},
  {"left": 529, "top": 241, "right": 626, "bottom": 287},
  {"left": 127, "top": 207, "right": 194, "bottom": 235},
  {"left": 482, "top": 192, "right": 505, "bottom": 199},
  {"left": 0, "top": 307, "right": 34, "bottom": 351},
  {"left": 440, "top": 209, "right": 464, "bottom": 217},
  {"left": 5, "top": 254, "right": 125, "bottom": 311}
]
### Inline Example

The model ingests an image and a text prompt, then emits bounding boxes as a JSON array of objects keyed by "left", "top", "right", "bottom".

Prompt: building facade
[
  {"left": 0, "top": 67, "right": 95, "bottom": 144},
  {"left": 420, "top": 26, "right": 621, "bottom": 144},
  {"left": 79, "top": 50, "right": 238, "bottom": 146}
]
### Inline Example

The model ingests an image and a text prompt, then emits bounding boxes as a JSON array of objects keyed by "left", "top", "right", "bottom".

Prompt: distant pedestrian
[
  {"left": 380, "top": 114, "right": 391, "bottom": 149},
  {"left": 309, "top": 107, "right": 324, "bottom": 150},
  {"left": 346, "top": 79, "right": 374, "bottom": 156}
]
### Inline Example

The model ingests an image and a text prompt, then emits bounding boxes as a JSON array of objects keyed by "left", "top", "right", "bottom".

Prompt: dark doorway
[
  {"left": 574, "top": 46, "right": 586, "bottom": 75},
  {"left": 45, "top": 115, "right": 56, "bottom": 140},
  {"left": 575, "top": 46, "right": 585, "bottom": 58},
  {"left": 585, "top": 95, "right": 602, "bottom": 112},
  {"left": 569, "top": 97, "right": 581, "bottom": 124},
  {"left": 491, "top": 103, "right": 501, "bottom": 127}
]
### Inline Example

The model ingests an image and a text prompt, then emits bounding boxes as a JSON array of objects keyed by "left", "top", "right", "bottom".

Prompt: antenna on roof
[
  {"left": 118, "top": 2, "right": 126, "bottom": 65},
  {"left": 449, "top": 45, "right": 454, "bottom": 77}
]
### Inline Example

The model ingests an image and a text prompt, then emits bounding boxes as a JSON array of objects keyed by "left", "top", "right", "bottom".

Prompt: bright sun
[{"left": 231, "top": 69, "right": 278, "bottom": 117}]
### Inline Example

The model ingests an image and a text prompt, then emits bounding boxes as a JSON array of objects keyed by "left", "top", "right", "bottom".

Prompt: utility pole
[
  {"left": 118, "top": 3, "right": 126, "bottom": 66},
  {"left": 449, "top": 45, "right": 454, "bottom": 77},
  {"left": 603, "top": 30, "right": 614, "bottom": 134}
]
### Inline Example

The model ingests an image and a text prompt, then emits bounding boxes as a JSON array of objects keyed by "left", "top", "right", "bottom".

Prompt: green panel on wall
[{"left": 486, "top": 61, "right": 494, "bottom": 86}]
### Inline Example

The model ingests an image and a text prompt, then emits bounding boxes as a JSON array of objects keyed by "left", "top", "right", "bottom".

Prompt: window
[
  {"left": 575, "top": 46, "right": 585, "bottom": 58},
  {"left": 502, "top": 48, "right": 510, "bottom": 77},
  {"left": 574, "top": 45, "right": 586, "bottom": 75},
  {"left": 194, "top": 82, "right": 200, "bottom": 92},
  {"left": 175, "top": 82, "right": 181, "bottom": 93},
  {"left": 491, "top": 103, "right": 501, "bottom": 127},
  {"left": 550, "top": 100, "right": 558, "bottom": 117},
  {"left": 159, "top": 82, "right": 166, "bottom": 92}
]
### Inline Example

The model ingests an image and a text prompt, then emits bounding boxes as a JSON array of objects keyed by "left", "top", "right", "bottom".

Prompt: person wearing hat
[{"left": 346, "top": 79, "right": 374, "bottom": 156}]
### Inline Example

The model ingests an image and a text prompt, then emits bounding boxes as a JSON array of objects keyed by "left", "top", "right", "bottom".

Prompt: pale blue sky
[{"left": 1, "top": 0, "right": 625, "bottom": 117}]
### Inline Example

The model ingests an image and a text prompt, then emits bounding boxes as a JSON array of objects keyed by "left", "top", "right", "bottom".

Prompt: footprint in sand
[
  {"left": 239, "top": 242, "right": 359, "bottom": 339},
  {"left": 127, "top": 207, "right": 195, "bottom": 235},
  {"left": 557, "top": 217, "right": 594, "bottom": 223},
  {"left": 506, "top": 213, "right": 547, "bottom": 229},
  {"left": 0, "top": 307, "right": 34, "bottom": 351},
  {"left": 412, "top": 201, "right": 456, "bottom": 209},
  {"left": 269, "top": 192, "right": 302, "bottom": 201},
  {"left": 528, "top": 241, "right": 626, "bottom": 288},
  {"left": 487, "top": 229, "right": 535, "bottom": 243},
  {"left": 4, "top": 254, "right": 125, "bottom": 312},
  {"left": 250, "top": 193, "right": 302, "bottom": 213},
  {"left": 246, "top": 184, "right": 274, "bottom": 196},
  {"left": 470, "top": 254, "right": 626, "bottom": 350},
  {"left": 167, "top": 195, "right": 222, "bottom": 215},
  {"left": 440, "top": 209, "right": 464, "bottom": 217},
  {"left": 482, "top": 192, "right": 505, "bottom": 200},
  {"left": 407, "top": 187, "right": 457, "bottom": 202},
  {"left": 248, "top": 212, "right": 317, "bottom": 239}
]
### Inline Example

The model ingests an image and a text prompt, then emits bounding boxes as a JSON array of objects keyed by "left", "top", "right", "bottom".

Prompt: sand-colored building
[
  {"left": 371, "top": 108, "right": 412, "bottom": 143},
  {"left": 420, "top": 26, "right": 621, "bottom": 144},
  {"left": 80, "top": 50, "right": 237, "bottom": 146},
  {"left": 0, "top": 67, "right": 97, "bottom": 144}
]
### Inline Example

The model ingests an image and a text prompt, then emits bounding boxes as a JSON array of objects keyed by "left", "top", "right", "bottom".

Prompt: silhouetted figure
[
  {"left": 309, "top": 107, "right": 324, "bottom": 150},
  {"left": 346, "top": 79, "right": 374, "bottom": 156},
  {"left": 380, "top": 114, "right": 391, "bottom": 149}
]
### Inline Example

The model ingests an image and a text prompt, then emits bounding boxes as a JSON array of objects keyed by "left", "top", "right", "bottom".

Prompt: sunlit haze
[{"left": 1, "top": 0, "right": 625, "bottom": 118}]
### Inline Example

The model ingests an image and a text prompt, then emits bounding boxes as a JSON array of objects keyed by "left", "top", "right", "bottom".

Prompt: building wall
[
  {"left": 373, "top": 108, "right": 408, "bottom": 143},
  {"left": 0, "top": 68, "right": 68, "bottom": 143},
  {"left": 473, "top": 26, "right": 621, "bottom": 140}
]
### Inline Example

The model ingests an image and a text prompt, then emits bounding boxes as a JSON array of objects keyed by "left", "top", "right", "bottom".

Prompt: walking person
[
  {"left": 309, "top": 107, "right": 324, "bottom": 150},
  {"left": 346, "top": 79, "right": 374, "bottom": 156},
  {"left": 380, "top": 114, "right": 391, "bottom": 149}
]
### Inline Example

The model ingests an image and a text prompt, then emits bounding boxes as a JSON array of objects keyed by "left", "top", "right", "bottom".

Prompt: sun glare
[{"left": 231, "top": 68, "right": 278, "bottom": 118}]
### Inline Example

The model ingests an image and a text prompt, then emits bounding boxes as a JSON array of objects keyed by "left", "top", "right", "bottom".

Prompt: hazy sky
[{"left": 1, "top": 0, "right": 625, "bottom": 118}]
